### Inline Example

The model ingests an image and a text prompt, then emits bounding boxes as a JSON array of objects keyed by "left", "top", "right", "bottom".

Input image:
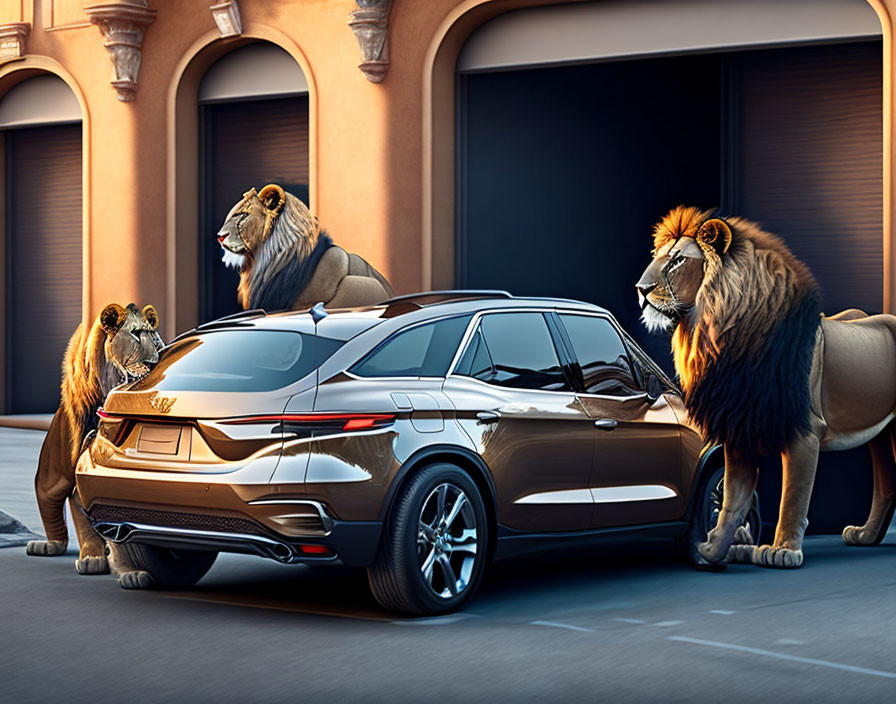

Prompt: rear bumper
[
  {"left": 89, "top": 511, "right": 382, "bottom": 566},
  {"left": 77, "top": 471, "right": 383, "bottom": 567}
]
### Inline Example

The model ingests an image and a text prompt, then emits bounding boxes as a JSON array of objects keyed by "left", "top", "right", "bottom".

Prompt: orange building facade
[{"left": 0, "top": 0, "right": 895, "bottom": 417}]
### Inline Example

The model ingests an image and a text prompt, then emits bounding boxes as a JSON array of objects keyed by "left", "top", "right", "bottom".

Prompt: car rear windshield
[{"left": 128, "top": 330, "right": 343, "bottom": 392}]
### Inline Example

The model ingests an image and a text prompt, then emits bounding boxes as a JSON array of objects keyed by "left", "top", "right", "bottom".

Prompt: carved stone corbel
[
  {"left": 0, "top": 22, "right": 30, "bottom": 64},
  {"left": 210, "top": 1, "right": 242, "bottom": 39},
  {"left": 85, "top": 1, "right": 157, "bottom": 102},
  {"left": 348, "top": 0, "right": 394, "bottom": 84}
]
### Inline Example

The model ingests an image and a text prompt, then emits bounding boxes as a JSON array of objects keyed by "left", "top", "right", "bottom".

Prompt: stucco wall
[{"left": 0, "top": 0, "right": 894, "bottom": 341}]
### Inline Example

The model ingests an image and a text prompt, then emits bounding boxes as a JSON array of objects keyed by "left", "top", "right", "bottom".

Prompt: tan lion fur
[
  {"left": 59, "top": 318, "right": 116, "bottom": 464},
  {"left": 218, "top": 185, "right": 393, "bottom": 312},
  {"left": 639, "top": 207, "right": 896, "bottom": 569}
]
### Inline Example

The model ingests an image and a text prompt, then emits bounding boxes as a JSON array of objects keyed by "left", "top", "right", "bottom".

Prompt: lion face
[
  {"left": 637, "top": 214, "right": 734, "bottom": 333},
  {"left": 217, "top": 184, "right": 286, "bottom": 270},
  {"left": 100, "top": 303, "right": 163, "bottom": 380},
  {"left": 637, "top": 237, "right": 705, "bottom": 332}
]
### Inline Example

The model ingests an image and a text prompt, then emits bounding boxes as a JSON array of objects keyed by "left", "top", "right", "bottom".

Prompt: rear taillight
[{"left": 220, "top": 413, "right": 396, "bottom": 435}]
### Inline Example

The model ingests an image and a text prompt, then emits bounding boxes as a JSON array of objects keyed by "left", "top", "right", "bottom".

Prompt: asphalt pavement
[{"left": 1, "top": 428, "right": 895, "bottom": 703}]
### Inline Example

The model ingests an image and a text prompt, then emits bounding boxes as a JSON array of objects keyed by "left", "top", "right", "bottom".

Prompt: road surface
[{"left": 1, "top": 428, "right": 894, "bottom": 703}]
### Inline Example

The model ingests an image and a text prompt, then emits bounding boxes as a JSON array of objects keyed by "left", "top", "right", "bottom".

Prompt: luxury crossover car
[{"left": 77, "top": 291, "right": 759, "bottom": 615}]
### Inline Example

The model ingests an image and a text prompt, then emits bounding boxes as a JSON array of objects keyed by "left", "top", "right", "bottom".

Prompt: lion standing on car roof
[{"left": 217, "top": 184, "right": 393, "bottom": 311}]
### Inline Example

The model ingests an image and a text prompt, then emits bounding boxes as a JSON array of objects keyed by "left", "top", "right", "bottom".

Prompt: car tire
[
  {"left": 367, "top": 463, "right": 489, "bottom": 616},
  {"left": 681, "top": 465, "right": 761, "bottom": 569},
  {"left": 122, "top": 542, "right": 218, "bottom": 588}
]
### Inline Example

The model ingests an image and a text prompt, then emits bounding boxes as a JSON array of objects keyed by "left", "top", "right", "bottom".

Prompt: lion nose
[
  {"left": 217, "top": 235, "right": 225, "bottom": 244},
  {"left": 636, "top": 282, "right": 658, "bottom": 297}
]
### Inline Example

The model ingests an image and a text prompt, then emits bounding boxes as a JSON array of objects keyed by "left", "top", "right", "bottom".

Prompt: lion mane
[
  {"left": 237, "top": 190, "right": 335, "bottom": 310},
  {"left": 655, "top": 207, "right": 822, "bottom": 459},
  {"left": 60, "top": 313, "right": 125, "bottom": 463}
]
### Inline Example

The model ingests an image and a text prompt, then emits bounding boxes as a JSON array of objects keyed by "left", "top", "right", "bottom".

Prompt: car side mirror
[{"left": 646, "top": 373, "right": 663, "bottom": 404}]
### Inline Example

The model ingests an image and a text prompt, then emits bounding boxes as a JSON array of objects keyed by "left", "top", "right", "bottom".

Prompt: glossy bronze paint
[
  {"left": 578, "top": 392, "right": 684, "bottom": 528},
  {"left": 446, "top": 375, "right": 594, "bottom": 532},
  {"left": 76, "top": 295, "right": 712, "bottom": 567},
  {"left": 299, "top": 377, "right": 476, "bottom": 522}
]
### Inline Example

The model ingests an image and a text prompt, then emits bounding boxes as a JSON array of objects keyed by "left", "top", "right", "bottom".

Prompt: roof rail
[
  {"left": 518, "top": 296, "right": 606, "bottom": 308},
  {"left": 379, "top": 290, "right": 513, "bottom": 306},
  {"left": 195, "top": 308, "right": 267, "bottom": 331}
]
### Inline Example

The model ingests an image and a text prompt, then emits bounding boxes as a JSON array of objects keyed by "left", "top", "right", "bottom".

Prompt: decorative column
[
  {"left": 348, "top": 0, "right": 394, "bottom": 83},
  {"left": 0, "top": 22, "right": 29, "bottom": 64},
  {"left": 85, "top": 1, "right": 157, "bottom": 102}
]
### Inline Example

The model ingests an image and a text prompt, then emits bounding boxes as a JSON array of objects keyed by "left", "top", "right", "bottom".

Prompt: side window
[
  {"left": 351, "top": 315, "right": 471, "bottom": 378},
  {"left": 456, "top": 312, "right": 570, "bottom": 391},
  {"left": 559, "top": 314, "right": 640, "bottom": 396}
]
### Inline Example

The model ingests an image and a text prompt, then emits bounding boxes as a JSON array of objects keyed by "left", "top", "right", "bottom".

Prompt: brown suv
[{"left": 77, "top": 291, "right": 759, "bottom": 615}]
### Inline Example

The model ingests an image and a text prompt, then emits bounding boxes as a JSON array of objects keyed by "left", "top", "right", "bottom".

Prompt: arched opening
[
  {"left": 443, "top": 0, "right": 885, "bottom": 536},
  {"left": 197, "top": 42, "right": 310, "bottom": 323},
  {"left": 455, "top": 0, "right": 883, "bottom": 367},
  {"left": 0, "top": 74, "right": 83, "bottom": 414}
]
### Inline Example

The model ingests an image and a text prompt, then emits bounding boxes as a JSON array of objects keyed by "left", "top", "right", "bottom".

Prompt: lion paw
[
  {"left": 118, "top": 570, "right": 153, "bottom": 590},
  {"left": 697, "top": 537, "right": 731, "bottom": 564},
  {"left": 25, "top": 540, "right": 67, "bottom": 557},
  {"left": 842, "top": 525, "right": 877, "bottom": 546},
  {"left": 75, "top": 556, "right": 110, "bottom": 575},
  {"left": 752, "top": 545, "right": 804, "bottom": 568},
  {"left": 726, "top": 544, "right": 756, "bottom": 563}
]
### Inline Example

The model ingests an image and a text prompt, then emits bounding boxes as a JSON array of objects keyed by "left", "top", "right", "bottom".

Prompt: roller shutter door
[
  {"left": 200, "top": 96, "right": 309, "bottom": 322},
  {"left": 6, "top": 124, "right": 82, "bottom": 413},
  {"left": 731, "top": 41, "right": 882, "bottom": 536},
  {"left": 734, "top": 41, "right": 883, "bottom": 314}
]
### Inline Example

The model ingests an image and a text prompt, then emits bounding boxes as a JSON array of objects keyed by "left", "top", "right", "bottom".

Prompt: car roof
[{"left": 184, "top": 291, "right": 612, "bottom": 336}]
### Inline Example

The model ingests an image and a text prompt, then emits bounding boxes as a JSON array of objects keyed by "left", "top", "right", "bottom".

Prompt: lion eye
[{"left": 667, "top": 253, "right": 686, "bottom": 271}]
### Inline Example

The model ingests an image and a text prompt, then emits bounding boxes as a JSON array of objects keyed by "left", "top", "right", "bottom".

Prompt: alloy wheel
[{"left": 416, "top": 482, "right": 478, "bottom": 599}]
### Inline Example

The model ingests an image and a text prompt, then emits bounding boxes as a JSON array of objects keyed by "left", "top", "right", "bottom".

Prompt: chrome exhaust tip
[
  {"left": 94, "top": 522, "right": 134, "bottom": 542},
  {"left": 269, "top": 542, "right": 296, "bottom": 563}
]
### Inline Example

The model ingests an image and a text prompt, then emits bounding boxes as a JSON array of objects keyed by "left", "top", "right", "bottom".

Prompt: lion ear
[
  {"left": 697, "top": 218, "right": 733, "bottom": 255},
  {"left": 258, "top": 184, "right": 286, "bottom": 216},
  {"left": 141, "top": 305, "right": 160, "bottom": 330},
  {"left": 100, "top": 303, "right": 127, "bottom": 335}
]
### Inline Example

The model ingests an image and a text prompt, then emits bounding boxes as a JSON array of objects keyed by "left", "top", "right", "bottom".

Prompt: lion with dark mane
[
  {"left": 637, "top": 206, "right": 896, "bottom": 568},
  {"left": 217, "top": 184, "right": 393, "bottom": 311},
  {"left": 26, "top": 303, "right": 163, "bottom": 577}
]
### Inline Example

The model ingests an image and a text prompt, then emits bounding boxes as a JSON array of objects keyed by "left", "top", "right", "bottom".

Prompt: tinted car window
[
  {"left": 351, "top": 315, "right": 471, "bottom": 378},
  {"left": 559, "top": 314, "right": 640, "bottom": 396},
  {"left": 456, "top": 312, "right": 570, "bottom": 391},
  {"left": 129, "top": 330, "right": 342, "bottom": 392}
]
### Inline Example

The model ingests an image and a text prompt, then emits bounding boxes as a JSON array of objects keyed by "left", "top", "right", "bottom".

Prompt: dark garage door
[
  {"left": 6, "top": 124, "right": 82, "bottom": 414},
  {"left": 457, "top": 41, "right": 882, "bottom": 534},
  {"left": 200, "top": 96, "right": 309, "bottom": 323}
]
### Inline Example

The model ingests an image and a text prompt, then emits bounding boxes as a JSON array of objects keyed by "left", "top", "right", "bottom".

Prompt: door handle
[
  {"left": 594, "top": 418, "right": 618, "bottom": 430},
  {"left": 476, "top": 411, "right": 500, "bottom": 424}
]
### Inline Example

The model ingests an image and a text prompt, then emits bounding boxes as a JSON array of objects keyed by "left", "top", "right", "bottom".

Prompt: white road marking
[
  {"left": 776, "top": 638, "right": 807, "bottom": 646},
  {"left": 653, "top": 620, "right": 683, "bottom": 627},
  {"left": 668, "top": 636, "right": 896, "bottom": 680},
  {"left": 709, "top": 610, "right": 736, "bottom": 615},
  {"left": 530, "top": 620, "right": 594, "bottom": 633},
  {"left": 615, "top": 618, "right": 646, "bottom": 624}
]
